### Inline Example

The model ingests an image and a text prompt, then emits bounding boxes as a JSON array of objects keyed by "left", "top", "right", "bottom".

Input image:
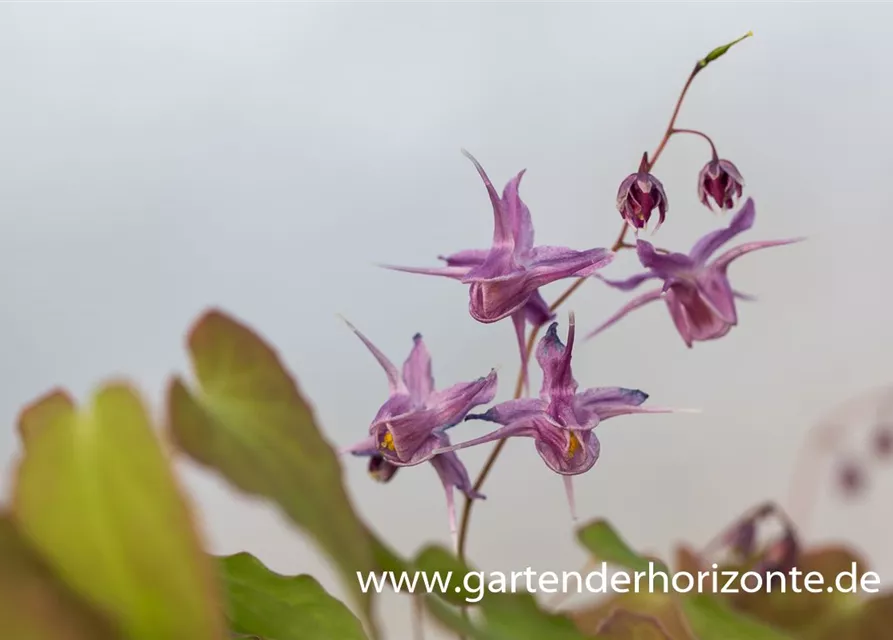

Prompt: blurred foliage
[{"left": 0, "top": 307, "right": 891, "bottom": 639}]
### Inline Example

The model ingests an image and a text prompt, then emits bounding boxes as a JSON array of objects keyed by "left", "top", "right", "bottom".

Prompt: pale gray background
[{"left": 1, "top": 2, "right": 891, "bottom": 638}]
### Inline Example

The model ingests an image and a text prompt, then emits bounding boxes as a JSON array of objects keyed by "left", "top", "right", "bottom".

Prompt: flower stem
[
  {"left": 454, "top": 43, "right": 726, "bottom": 577},
  {"left": 671, "top": 128, "right": 719, "bottom": 159}
]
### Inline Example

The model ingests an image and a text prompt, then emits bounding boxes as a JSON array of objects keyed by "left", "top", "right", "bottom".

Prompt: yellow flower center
[
  {"left": 567, "top": 432, "right": 580, "bottom": 460},
  {"left": 381, "top": 431, "right": 395, "bottom": 451}
]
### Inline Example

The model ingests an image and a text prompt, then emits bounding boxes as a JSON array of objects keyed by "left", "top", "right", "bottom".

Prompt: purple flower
[
  {"left": 616, "top": 153, "right": 668, "bottom": 231},
  {"left": 587, "top": 198, "right": 802, "bottom": 347},
  {"left": 434, "top": 314, "right": 672, "bottom": 519},
  {"left": 340, "top": 322, "right": 497, "bottom": 545},
  {"left": 698, "top": 157, "right": 745, "bottom": 211},
  {"left": 383, "top": 150, "right": 613, "bottom": 391}
]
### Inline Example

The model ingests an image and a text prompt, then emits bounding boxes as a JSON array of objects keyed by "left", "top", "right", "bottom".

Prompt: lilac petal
[
  {"left": 584, "top": 288, "right": 663, "bottom": 340},
  {"left": 710, "top": 237, "right": 805, "bottom": 273},
  {"left": 434, "top": 418, "right": 541, "bottom": 455},
  {"left": 534, "top": 426, "right": 600, "bottom": 475},
  {"left": 576, "top": 387, "right": 648, "bottom": 412},
  {"left": 402, "top": 333, "right": 435, "bottom": 406},
  {"left": 595, "top": 271, "right": 659, "bottom": 292},
  {"left": 688, "top": 198, "right": 756, "bottom": 265},
  {"left": 636, "top": 241, "right": 694, "bottom": 277},
  {"left": 370, "top": 393, "right": 415, "bottom": 428},
  {"left": 462, "top": 149, "right": 514, "bottom": 251},
  {"left": 525, "top": 246, "right": 614, "bottom": 285},
  {"left": 466, "top": 275, "right": 531, "bottom": 323},
  {"left": 502, "top": 170, "right": 535, "bottom": 257},
  {"left": 439, "top": 249, "right": 488, "bottom": 268},
  {"left": 424, "top": 370, "right": 498, "bottom": 429},
  {"left": 373, "top": 419, "right": 443, "bottom": 466},
  {"left": 664, "top": 285, "right": 731, "bottom": 347},
  {"left": 523, "top": 289, "right": 554, "bottom": 326},
  {"left": 511, "top": 310, "right": 531, "bottom": 397},
  {"left": 340, "top": 435, "right": 379, "bottom": 456},
  {"left": 696, "top": 269, "right": 737, "bottom": 325},
  {"left": 380, "top": 263, "right": 470, "bottom": 280},
  {"left": 734, "top": 289, "right": 757, "bottom": 301},
  {"left": 465, "top": 398, "right": 548, "bottom": 425},
  {"left": 564, "top": 475, "right": 577, "bottom": 521},
  {"left": 535, "top": 317, "right": 577, "bottom": 402},
  {"left": 344, "top": 320, "right": 407, "bottom": 395},
  {"left": 587, "top": 403, "right": 677, "bottom": 421},
  {"left": 430, "top": 450, "right": 484, "bottom": 501}
]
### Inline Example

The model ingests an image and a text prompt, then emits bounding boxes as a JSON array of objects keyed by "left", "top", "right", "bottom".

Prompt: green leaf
[
  {"left": 0, "top": 515, "right": 119, "bottom": 639},
  {"left": 12, "top": 386, "right": 226, "bottom": 640},
  {"left": 414, "top": 546, "right": 596, "bottom": 640},
  {"left": 219, "top": 552, "right": 367, "bottom": 640},
  {"left": 577, "top": 519, "right": 668, "bottom": 574},
  {"left": 699, "top": 32, "right": 753, "bottom": 68},
  {"left": 681, "top": 595, "right": 793, "bottom": 640},
  {"left": 166, "top": 309, "right": 378, "bottom": 634}
]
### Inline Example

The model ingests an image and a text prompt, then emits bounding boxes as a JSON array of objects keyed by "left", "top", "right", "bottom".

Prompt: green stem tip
[{"left": 699, "top": 30, "right": 754, "bottom": 68}]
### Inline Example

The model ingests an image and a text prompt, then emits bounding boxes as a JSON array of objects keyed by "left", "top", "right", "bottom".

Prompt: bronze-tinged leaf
[
  {"left": 12, "top": 385, "right": 226, "bottom": 640},
  {"left": 681, "top": 595, "right": 793, "bottom": 640},
  {"left": 0, "top": 515, "right": 119, "bottom": 639},
  {"left": 673, "top": 545, "right": 702, "bottom": 576},
  {"left": 807, "top": 592, "right": 893, "bottom": 640},
  {"left": 724, "top": 545, "right": 866, "bottom": 635},
  {"left": 571, "top": 594, "right": 696, "bottom": 640},
  {"left": 166, "top": 309, "right": 378, "bottom": 633},
  {"left": 596, "top": 610, "right": 672, "bottom": 639}
]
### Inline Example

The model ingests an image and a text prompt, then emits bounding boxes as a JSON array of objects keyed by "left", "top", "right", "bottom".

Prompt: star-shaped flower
[
  {"left": 340, "top": 321, "right": 497, "bottom": 545},
  {"left": 434, "top": 314, "right": 672, "bottom": 518},
  {"left": 587, "top": 198, "right": 802, "bottom": 347},
  {"left": 384, "top": 150, "right": 613, "bottom": 390}
]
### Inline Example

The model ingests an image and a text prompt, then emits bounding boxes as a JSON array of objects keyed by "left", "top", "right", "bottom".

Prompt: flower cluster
[{"left": 341, "top": 33, "right": 801, "bottom": 548}]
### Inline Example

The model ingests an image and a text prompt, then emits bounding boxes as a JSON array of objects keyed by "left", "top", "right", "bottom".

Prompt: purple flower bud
[
  {"left": 755, "top": 530, "right": 798, "bottom": 575},
  {"left": 698, "top": 157, "right": 744, "bottom": 211},
  {"left": 873, "top": 425, "right": 893, "bottom": 459},
  {"left": 616, "top": 153, "right": 668, "bottom": 231},
  {"left": 368, "top": 454, "right": 399, "bottom": 483},
  {"left": 837, "top": 460, "right": 866, "bottom": 497}
]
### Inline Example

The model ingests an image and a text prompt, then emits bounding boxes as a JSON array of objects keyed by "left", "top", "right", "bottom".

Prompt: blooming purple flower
[
  {"left": 434, "top": 314, "right": 672, "bottom": 519},
  {"left": 616, "top": 153, "right": 668, "bottom": 231},
  {"left": 698, "top": 157, "right": 744, "bottom": 211},
  {"left": 383, "top": 150, "right": 613, "bottom": 391},
  {"left": 587, "top": 198, "right": 802, "bottom": 347},
  {"left": 340, "top": 322, "right": 497, "bottom": 545}
]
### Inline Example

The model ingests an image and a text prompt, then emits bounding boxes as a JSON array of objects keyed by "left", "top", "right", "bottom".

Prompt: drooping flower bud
[
  {"left": 837, "top": 460, "right": 866, "bottom": 497},
  {"left": 698, "top": 157, "right": 744, "bottom": 211},
  {"left": 872, "top": 425, "right": 893, "bottom": 459},
  {"left": 756, "top": 529, "right": 798, "bottom": 574},
  {"left": 616, "top": 153, "right": 668, "bottom": 231},
  {"left": 368, "top": 454, "right": 399, "bottom": 483}
]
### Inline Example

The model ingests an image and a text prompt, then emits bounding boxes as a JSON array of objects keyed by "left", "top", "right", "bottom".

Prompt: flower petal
[
  {"left": 584, "top": 289, "right": 663, "bottom": 340},
  {"left": 465, "top": 398, "right": 548, "bottom": 425},
  {"left": 664, "top": 285, "right": 731, "bottom": 347},
  {"left": 688, "top": 197, "right": 756, "bottom": 265},
  {"left": 344, "top": 319, "right": 407, "bottom": 395},
  {"left": 433, "top": 418, "right": 541, "bottom": 455},
  {"left": 402, "top": 334, "right": 435, "bottom": 406},
  {"left": 462, "top": 149, "right": 514, "bottom": 251},
  {"left": 340, "top": 435, "right": 379, "bottom": 456},
  {"left": 424, "top": 370, "right": 499, "bottom": 429},
  {"left": 525, "top": 246, "right": 614, "bottom": 286},
  {"left": 595, "top": 271, "right": 660, "bottom": 292},
  {"left": 710, "top": 238, "right": 805, "bottom": 273},
  {"left": 512, "top": 310, "right": 531, "bottom": 397},
  {"left": 576, "top": 387, "right": 648, "bottom": 412},
  {"left": 439, "top": 249, "right": 488, "bottom": 267},
  {"left": 430, "top": 450, "right": 484, "bottom": 501},
  {"left": 368, "top": 454, "right": 399, "bottom": 483},
  {"left": 466, "top": 275, "right": 530, "bottom": 323},
  {"left": 636, "top": 241, "right": 694, "bottom": 278},
  {"left": 502, "top": 170, "right": 534, "bottom": 257},
  {"left": 536, "top": 318, "right": 577, "bottom": 403},
  {"left": 523, "top": 289, "right": 554, "bottom": 326},
  {"left": 379, "top": 263, "right": 470, "bottom": 280},
  {"left": 696, "top": 268, "right": 737, "bottom": 325},
  {"left": 534, "top": 427, "right": 600, "bottom": 475}
]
